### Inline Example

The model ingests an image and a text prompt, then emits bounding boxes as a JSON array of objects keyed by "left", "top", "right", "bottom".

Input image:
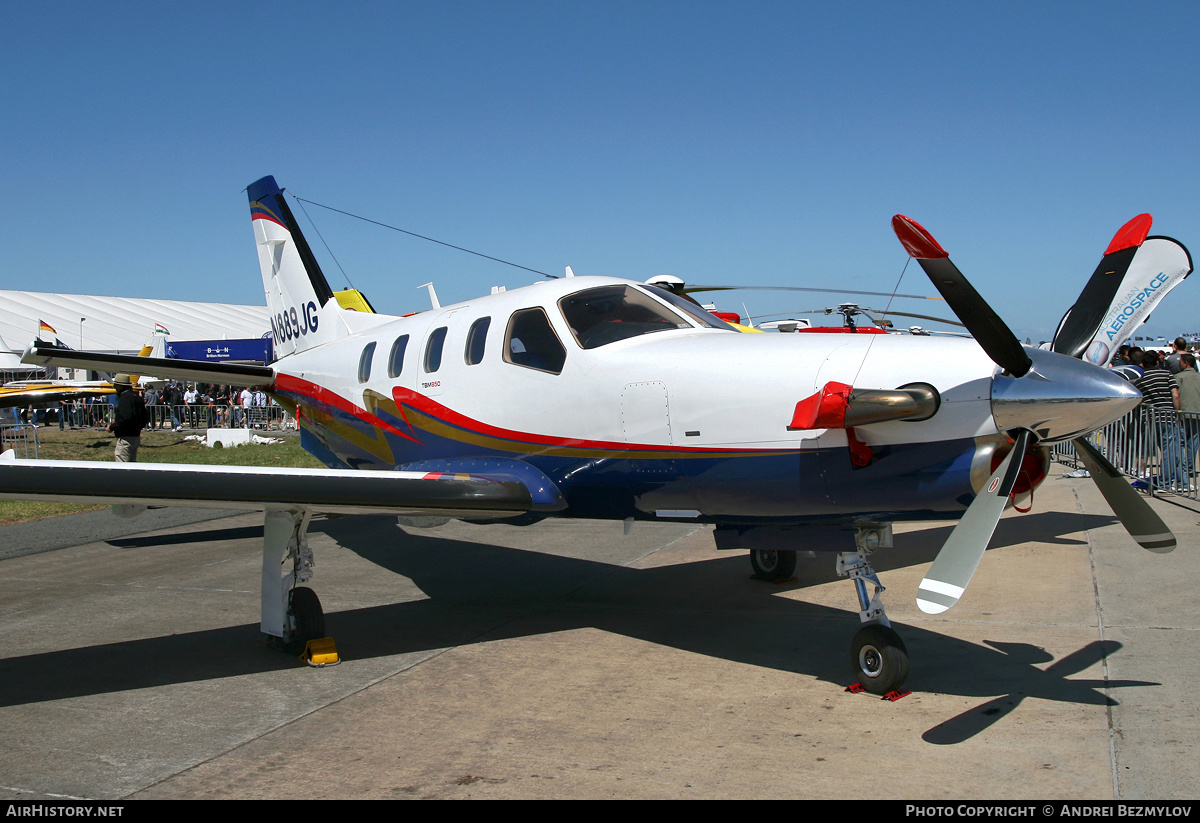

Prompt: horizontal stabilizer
[
  {"left": 22, "top": 341, "right": 275, "bottom": 386},
  {"left": 0, "top": 455, "right": 532, "bottom": 518}
]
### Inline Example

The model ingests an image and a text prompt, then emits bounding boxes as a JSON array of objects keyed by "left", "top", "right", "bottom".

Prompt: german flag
[{"left": 38, "top": 320, "right": 57, "bottom": 336}]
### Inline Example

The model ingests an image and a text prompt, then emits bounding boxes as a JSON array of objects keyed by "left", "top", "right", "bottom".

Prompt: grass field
[{"left": 0, "top": 427, "right": 324, "bottom": 525}]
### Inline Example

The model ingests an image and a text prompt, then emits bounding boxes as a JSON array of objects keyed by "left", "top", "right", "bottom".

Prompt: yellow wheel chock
[{"left": 301, "top": 637, "right": 340, "bottom": 666}]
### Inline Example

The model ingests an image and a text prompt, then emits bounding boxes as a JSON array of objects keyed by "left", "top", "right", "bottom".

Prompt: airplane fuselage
[{"left": 268, "top": 275, "right": 1007, "bottom": 529}]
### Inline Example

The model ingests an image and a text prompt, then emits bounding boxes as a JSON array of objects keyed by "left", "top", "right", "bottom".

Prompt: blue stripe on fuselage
[{"left": 293, "top": 400, "right": 980, "bottom": 526}]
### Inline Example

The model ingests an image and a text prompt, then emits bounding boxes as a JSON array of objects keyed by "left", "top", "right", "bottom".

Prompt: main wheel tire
[
  {"left": 286, "top": 586, "right": 326, "bottom": 652},
  {"left": 749, "top": 549, "right": 797, "bottom": 581},
  {"left": 850, "top": 624, "right": 909, "bottom": 695}
]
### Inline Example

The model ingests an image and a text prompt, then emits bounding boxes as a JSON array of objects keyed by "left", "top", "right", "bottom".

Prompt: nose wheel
[{"left": 850, "top": 624, "right": 909, "bottom": 694}]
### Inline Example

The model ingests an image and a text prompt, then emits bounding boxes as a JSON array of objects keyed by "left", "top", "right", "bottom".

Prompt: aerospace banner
[{"left": 1082, "top": 237, "right": 1192, "bottom": 365}]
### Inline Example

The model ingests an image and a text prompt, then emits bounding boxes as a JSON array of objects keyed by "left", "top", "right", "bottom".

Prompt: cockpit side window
[
  {"left": 504, "top": 308, "right": 566, "bottom": 374},
  {"left": 558, "top": 285, "right": 693, "bottom": 349}
]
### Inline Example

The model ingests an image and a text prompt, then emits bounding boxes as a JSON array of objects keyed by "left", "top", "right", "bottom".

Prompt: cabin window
[
  {"left": 424, "top": 327, "right": 447, "bottom": 373},
  {"left": 558, "top": 284, "right": 692, "bottom": 349},
  {"left": 387, "top": 335, "right": 409, "bottom": 378},
  {"left": 357, "top": 341, "right": 377, "bottom": 383},
  {"left": 504, "top": 308, "right": 566, "bottom": 374},
  {"left": 465, "top": 316, "right": 490, "bottom": 365}
]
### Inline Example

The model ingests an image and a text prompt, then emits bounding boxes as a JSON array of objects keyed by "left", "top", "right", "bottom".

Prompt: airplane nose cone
[{"left": 991, "top": 348, "right": 1142, "bottom": 443}]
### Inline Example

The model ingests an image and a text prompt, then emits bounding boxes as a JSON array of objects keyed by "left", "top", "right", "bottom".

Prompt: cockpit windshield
[
  {"left": 643, "top": 285, "right": 736, "bottom": 330},
  {"left": 558, "top": 285, "right": 694, "bottom": 349}
]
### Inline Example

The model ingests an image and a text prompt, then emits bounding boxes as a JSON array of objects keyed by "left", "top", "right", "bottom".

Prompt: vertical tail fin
[{"left": 247, "top": 176, "right": 346, "bottom": 357}]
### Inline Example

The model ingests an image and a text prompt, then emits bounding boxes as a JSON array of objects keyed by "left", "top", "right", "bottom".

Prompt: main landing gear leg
[
  {"left": 261, "top": 508, "right": 326, "bottom": 653},
  {"left": 837, "top": 524, "right": 908, "bottom": 695}
]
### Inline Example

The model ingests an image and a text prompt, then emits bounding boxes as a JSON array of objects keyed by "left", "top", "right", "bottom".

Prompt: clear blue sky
[{"left": 3, "top": 1, "right": 1198, "bottom": 344}]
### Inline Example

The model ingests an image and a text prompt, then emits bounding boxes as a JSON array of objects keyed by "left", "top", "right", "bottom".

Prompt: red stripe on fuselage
[
  {"left": 272, "top": 376, "right": 799, "bottom": 456},
  {"left": 273, "top": 374, "right": 421, "bottom": 443}
]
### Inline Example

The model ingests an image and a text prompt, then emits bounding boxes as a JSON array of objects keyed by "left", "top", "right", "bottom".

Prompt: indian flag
[{"left": 154, "top": 323, "right": 169, "bottom": 335}]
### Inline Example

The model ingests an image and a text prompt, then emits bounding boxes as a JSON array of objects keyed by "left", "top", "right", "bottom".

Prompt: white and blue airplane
[{"left": 6, "top": 177, "right": 1191, "bottom": 694}]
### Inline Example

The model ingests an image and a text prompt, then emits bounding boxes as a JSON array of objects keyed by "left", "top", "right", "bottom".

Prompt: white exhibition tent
[{"left": 0, "top": 290, "right": 270, "bottom": 371}]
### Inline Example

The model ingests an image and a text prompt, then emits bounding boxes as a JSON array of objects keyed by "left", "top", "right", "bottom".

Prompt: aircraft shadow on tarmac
[{"left": 0, "top": 510, "right": 1156, "bottom": 743}]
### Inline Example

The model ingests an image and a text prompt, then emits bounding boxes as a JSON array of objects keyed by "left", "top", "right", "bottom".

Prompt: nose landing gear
[
  {"left": 735, "top": 522, "right": 910, "bottom": 695},
  {"left": 838, "top": 524, "right": 909, "bottom": 695}
]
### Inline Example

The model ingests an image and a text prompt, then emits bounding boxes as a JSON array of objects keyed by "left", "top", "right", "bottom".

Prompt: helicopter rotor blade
[{"left": 679, "top": 284, "right": 944, "bottom": 302}]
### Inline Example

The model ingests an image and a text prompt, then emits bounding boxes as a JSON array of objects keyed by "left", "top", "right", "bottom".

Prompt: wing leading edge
[{"left": 0, "top": 455, "right": 532, "bottom": 518}]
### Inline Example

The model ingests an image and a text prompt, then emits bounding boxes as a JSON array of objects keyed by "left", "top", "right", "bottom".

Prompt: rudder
[{"left": 248, "top": 176, "right": 346, "bottom": 357}]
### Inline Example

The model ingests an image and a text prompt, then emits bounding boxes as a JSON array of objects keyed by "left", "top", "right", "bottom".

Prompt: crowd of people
[
  {"left": 41, "top": 382, "right": 285, "bottom": 432},
  {"left": 1, "top": 381, "right": 286, "bottom": 464},
  {"left": 1104, "top": 337, "right": 1200, "bottom": 491},
  {"left": 138, "top": 382, "right": 277, "bottom": 431}
]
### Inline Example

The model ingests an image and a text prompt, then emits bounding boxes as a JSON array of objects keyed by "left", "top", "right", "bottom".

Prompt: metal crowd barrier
[
  {"left": 0, "top": 423, "right": 39, "bottom": 458},
  {"left": 141, "top": 404, "right": 295, "bottom": 431},
  {"left": 68, "top": 401, "right": 114, "bottom": 429},
  {"left": 1050, "top": 407, "right": 1200, "bottom": 501}
]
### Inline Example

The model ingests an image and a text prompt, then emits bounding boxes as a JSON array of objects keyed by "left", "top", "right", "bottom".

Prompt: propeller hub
[{"left": 990, "top": 348, "right": 1141, "bottom": 443}]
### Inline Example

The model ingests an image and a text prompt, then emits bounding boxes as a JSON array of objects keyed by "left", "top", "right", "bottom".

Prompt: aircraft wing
[
  {"left": 21, "top": 341, "right": 274, "bottom": 386},
  {"left": 0, "top": 455, "right": 532, "bottom": 518}
]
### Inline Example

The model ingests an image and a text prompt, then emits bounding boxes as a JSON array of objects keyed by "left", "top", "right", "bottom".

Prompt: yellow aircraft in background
[{"left": 0, "top": 345, "right": 155, "bottom": 408}]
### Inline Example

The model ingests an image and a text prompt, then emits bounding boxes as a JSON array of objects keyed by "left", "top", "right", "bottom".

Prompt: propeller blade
[
  {"left": 1055, "top": 234, "right": 1192, "bottom": 366},
  {"left": 1071, "top": 437, "right": 1176, "bottom": 553},
  {"left": 892, "top": 215, "right": 1033, "bottom": 378},
  {"left": 917, "top": 429, "right": 1033, "bottom": 614},
  {"left": 1051, "top": 215, "right": 1152, "bottom": 359}
]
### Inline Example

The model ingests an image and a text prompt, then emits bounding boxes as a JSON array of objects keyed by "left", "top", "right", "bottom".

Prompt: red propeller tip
[
  {"left": 892, "top": 215, "right": 949, "bottom": 260},
  {"left": 1104, "top": 214, "right": 1153, "bottom": 256}
]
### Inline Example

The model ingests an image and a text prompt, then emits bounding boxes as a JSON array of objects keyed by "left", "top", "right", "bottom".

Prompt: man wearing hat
[{"left": 107, "top": 374, "right": 148, "bottom": 462}]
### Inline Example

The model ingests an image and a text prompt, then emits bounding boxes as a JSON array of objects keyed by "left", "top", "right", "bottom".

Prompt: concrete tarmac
[{"left": 0, "top": 465, "right": 1195, "bottom": 800}]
